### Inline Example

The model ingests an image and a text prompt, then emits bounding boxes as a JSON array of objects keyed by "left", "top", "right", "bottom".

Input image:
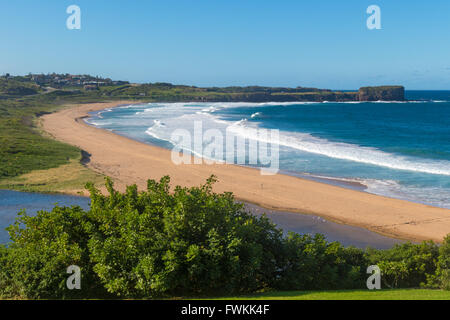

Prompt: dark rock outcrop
[{"left": 358, "top": 86, "right": 405, "bottom": 101}]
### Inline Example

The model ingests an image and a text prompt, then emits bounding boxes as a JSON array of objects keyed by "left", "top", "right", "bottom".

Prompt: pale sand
[{"left": 41, "top": 102, "right": 450, "bottom": 243}]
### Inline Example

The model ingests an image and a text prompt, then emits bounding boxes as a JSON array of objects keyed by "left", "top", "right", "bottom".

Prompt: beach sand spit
[{"left": 41, "top": 102, "right": 450, "bottom": 243}]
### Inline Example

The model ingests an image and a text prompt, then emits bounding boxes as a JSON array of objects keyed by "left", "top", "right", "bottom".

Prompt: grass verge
[
  {"left": 0, "top": 157, "right": 104, "bottom": 195},
  {"left": 210, "top": 289, "right": 450, "bottom": 300}
]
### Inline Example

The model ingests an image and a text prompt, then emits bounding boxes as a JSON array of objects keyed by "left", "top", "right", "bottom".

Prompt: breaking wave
[{"left": 227, "top": 119, "right": 450, "bottom": 176}]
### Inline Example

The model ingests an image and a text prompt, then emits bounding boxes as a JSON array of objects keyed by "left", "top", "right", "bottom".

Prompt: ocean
[{"left": 86, "top": 91, "right": 450, "bottom": 209}]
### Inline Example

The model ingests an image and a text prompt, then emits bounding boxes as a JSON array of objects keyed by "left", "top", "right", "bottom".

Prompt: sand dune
[{"left": 41, "top": 102, "right": 450, "bottom": 242}]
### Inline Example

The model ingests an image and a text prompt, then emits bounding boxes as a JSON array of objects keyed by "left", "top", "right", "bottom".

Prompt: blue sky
[{"left": 1, "top": 0, "right": 450, "bottom": 89}]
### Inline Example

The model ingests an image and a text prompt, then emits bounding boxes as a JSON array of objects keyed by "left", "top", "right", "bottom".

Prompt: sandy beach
[{"left": 41, "top": 102, "right": 450, "bottom": 243}]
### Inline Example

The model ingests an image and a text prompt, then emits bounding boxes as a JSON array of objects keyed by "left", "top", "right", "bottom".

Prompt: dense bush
[
  {"left": 85, "top": 176, "right": 286, "bottom": 297},
  {"left": 0, "top": 176, "right": 448, "bottom": 299},
  {"left": 366, "top": 241, "right": 440, "bottom": 288},
  {"left": 427, "top": 235, "right": 450, "bottom": 290},
  {"left": 0, "top": 176, "right": 288, "bottom": 298},
  {"left": 276, "top": 233, "right": 367, "bottom": 290},
  {"left": 2, "top": 206, "right": 108, "bottom": 299}
]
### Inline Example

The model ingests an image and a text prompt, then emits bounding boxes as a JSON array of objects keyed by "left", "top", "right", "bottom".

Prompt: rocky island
[{"left": 358, "top": 86, "right": 405, "bottom": 101}]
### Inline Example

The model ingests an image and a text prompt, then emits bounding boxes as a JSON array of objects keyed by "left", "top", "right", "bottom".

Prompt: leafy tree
[
  {"left": 0, "top": 175, "right": 448, "bottom": 299},
  {"left": 86, "top": 176, "right": 285, "bottom": 297},
  {"left": 2, "top": 206, "right": 107, "bottom": 299},
  {"left": 366, "top": 241, "right": 439, "bottom": 288},
  {"left": 277, "top": 233, "right": 366, "bottom": 290},
  {"left": 427, "top": 235, "right": 450, "bottom": 289}
]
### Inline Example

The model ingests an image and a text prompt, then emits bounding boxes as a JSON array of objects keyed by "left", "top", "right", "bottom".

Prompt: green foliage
[
  {"left": 0, "top": 99, "right": 81, "bottom": 180},
  {"left": 0, "top": 176, "right": 448, "bottom": 299},
  {"left": 97, "top": 84, "right": 358, "bottom": 102},
  {"left": 277, "top": 233, "right": 366, "bottom": 290},
  {"left": 1, "top": 207, "right": 108, "bottom": 299},
  {"left": 427, "top": 235, "right": 450, "bottom": 290},
  {"left": 85, "top": 176, "right": 285, "bottom": 297},
  {"left": 366, "top": 241, "right": 439, "bottom": 288},
  {"left": 0, "top": 78, "right": 40, "bottom": 97},
  {"left": 0, "top": 176, "right": 286, "bottom": 298}
]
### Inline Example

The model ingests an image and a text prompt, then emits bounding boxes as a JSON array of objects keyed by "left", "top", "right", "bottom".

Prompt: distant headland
[
  {"left": 0, "top": 73, "right": 404, "bottom": 102},
  {"left": 358, "top": 86, "right": 405, "bottom": 102}
]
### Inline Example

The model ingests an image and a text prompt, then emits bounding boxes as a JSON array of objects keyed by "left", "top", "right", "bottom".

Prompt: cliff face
[
  {"left": 104, "top": 83, "right": 405, "bottom": 103},
  {"left": 192, "top": 92, "right": 359, "bottom": 103},
  {"left": 358, "top": 86, "right": 405, "bottom": 101}
]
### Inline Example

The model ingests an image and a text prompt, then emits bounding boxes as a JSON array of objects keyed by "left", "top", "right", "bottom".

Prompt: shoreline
[{"left": 41, "top": 101, "right": 450, "bottom": 243}]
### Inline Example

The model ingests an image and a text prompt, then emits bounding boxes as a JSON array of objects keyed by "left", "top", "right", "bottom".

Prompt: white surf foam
[
  {"left": 298, "top": 174, "right": 450, "bottom": 209},
  {"left": 362, "top": 179, "right": 450, "bottom": 209},
  {"left": 92, "top": 102, "right": 450, "bottom": 177},
  {"left": 226, "top": 118, "right": 450, "bottom": 176}
]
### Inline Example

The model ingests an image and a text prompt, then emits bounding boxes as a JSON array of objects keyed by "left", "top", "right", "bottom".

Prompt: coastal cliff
[
  {"left": 358, "top": 86, "right": 405, "bottom": 101},
  {"left": 0, "top": 74, "right": 406, "bottom": 103},
  {"left": 103, "top": 84, "right": 405, "bottom": 103}
]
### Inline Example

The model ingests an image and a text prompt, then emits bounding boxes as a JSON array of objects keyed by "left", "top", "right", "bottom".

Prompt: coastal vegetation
[
  {"left": 0, "top": 98, "right": 81, "bottom": 180},
  {"left": 0, "top": 77, "right": 113, "bottom": 190},
  {"left": 0, "top": 77, "right": 41, "bottom": 98},
  {"left": 0, "top": 157, "right": 104, "bottom": 195},
  {"left": 96, "top": 83, "right": 361, "bottom": 102},
  {"left": 0, "top": 73, "right": 405, "bottom": 193},
  {"left": 0, "top": 176, "right": 448, "bottom": 299},
  {"left": 1, "top": 73, "right": 404, "bottom": 103}
]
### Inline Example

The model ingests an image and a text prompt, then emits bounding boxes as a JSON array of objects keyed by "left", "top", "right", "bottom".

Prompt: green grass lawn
[{"left": 212, "top": 289, "right": 450, "bottom": 300}]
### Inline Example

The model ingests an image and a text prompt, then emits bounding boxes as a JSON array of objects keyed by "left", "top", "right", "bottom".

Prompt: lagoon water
[
  {"left": 87, "top": 91, "right": 450, "bottom": 209},
  {"left": 0, "top": 190, "right": 90, "bottom": 243},
  {"left": 0, "top": 190, "right": 400, "bottom": 248}
]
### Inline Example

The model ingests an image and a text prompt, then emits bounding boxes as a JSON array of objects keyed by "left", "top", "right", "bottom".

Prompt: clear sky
[{"left": 1, "top": 0, "right": 450, "bottom": 89}]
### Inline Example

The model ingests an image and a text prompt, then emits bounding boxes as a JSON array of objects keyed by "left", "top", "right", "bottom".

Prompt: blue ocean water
[{"left": 86, "top": 91, "right": 450, "bottom": 209}]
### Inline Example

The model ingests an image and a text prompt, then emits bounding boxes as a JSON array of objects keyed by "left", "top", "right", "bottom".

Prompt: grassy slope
[
  {"left": 0, "top": 157, "right": 104, "bottom": 195},
  {"left": 213, "top": 289, "right": 450, "bottom": 300},
  {"left": 0, "top": 100, "right": 77, "bottom": 178},
  {"left": 0, "top": 78, "right": 41, "bottom": 98},
  {"left": 0, "top": 93, "right": 107, "bottom": 193}
]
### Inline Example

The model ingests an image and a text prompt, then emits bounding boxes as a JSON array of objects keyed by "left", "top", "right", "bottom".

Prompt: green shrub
[
  {"left": 2, "top": 207, "right": 107, "bottom": 299},
  {"left": 427, "top": 235, "right": 450, "bottom": 289},
  {"left": 366, "top": 241, "right": 439, "bottom": 288},
  {"left": 0, "top": 175, "right": 448, "bottom": 299},
  {"left": 85, "top": 176, "right": 285, "bottom": 297},
  {"left": 0, "top": 176, "right": 286, "bottom": 298},
  {"left": 277, "top": 233, "right": 367, "bottom": 290}
]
